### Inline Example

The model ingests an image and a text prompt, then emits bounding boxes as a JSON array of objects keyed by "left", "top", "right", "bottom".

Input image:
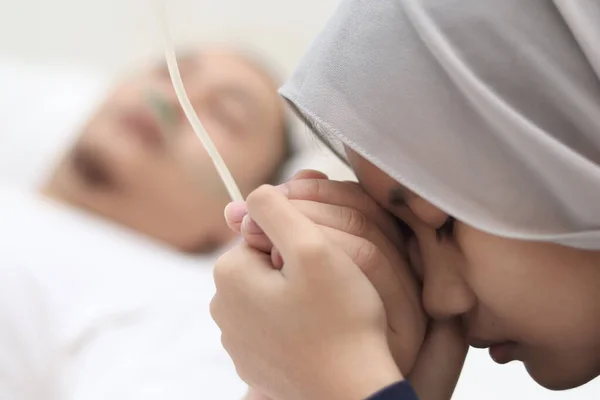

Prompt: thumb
[
  {"left": 408, "top": 319, "right": 468, "bottom": 400},
  {"left": 246, "top": 185, "right": 331, "bottom": 274}
]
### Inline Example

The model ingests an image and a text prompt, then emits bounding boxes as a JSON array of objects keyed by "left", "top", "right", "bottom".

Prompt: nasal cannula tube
[{"left": 158, "top": 0, "right": 244, "bottom": 203}]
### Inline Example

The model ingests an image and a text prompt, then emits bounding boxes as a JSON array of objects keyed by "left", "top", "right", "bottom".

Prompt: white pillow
[
  {"left": 0, "top": 58, "right": 110, "bottom": 190},
  {"left": 0, "top": 57, "right": 352, "bottom": 191}
]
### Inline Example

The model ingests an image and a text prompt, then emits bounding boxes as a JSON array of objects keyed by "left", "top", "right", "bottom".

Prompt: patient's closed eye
[
  {"left": 209, "top": 88, "right": 259, "bottom": 133},
  {"left": 210, "top": 96, "right": 247, "bottom": 133}
]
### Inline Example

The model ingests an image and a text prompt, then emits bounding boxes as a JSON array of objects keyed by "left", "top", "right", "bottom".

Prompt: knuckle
[
  {"left": 220, "top": 333, "right": 232, "bottom": 355},
  {"left": 352, "top": 239, "right": 382, "bottom": 276},
  {"left": 293, "top": 178, "right": 327, "bottom": 201},
  {"left": 219, "top": 333, "right": 229, "bottom": 353},
  {"left": 209, "top": 297, "right": 221, "bottom": 323},
  {"left": 235, "top": 365, "right": 252, "bottom": 386},
  {"left": 246, "top": 184, "right": 275, "bottom": 208},
  {"left": 341, "top": 207, "right": 369, "bottom": 237},
  {"left": 305, "top": 178, "right": 324, "bottom": 200}
]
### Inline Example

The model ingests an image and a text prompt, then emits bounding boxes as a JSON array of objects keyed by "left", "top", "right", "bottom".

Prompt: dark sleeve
[{"left": 366, "top": 381, "right": 419, "bottom": 400}]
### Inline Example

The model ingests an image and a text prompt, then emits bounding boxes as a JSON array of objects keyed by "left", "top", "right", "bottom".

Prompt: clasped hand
[{"left": 211, "top": 171, "right": 466, "bottom": 400}]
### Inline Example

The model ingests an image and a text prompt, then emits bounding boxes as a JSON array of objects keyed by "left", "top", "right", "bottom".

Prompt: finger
[
  {"left": 241, "top": 200, "right": 422, "bottom": 337},
  {"left": 291, "top": 169, "right": 329, "bottom": 180},
  {"left": 242, "top": 215, "right": 273, "bottom": 253},
  {"left": 241, "top": 200, "right": 381, "bottom": 255},
  {"left": 408, "top": 319, "right": 468, "bottom": 400},
  {"left": 245, "top": 185, "right": 333, "bottom": 268},
  {"left": 243, "top": 195, "right": 400, "bottom": 267},
  {"left": 292, "top": 200, "right": 402, "bottom": 254},
  {"left": 213, "top": 243, "right": 281, "bottom": 296},
  {"left": 224, "top": 171, "right": 327, "bottom": 230},
  {"left": 240, "top": 199, "right": 402, "bottom": 255},
  {"left": 225, "top": 201, "right": 248, "bottom": 233},
  {"left": 235, "top": 179, "right": 404, "bottom": 248},
  {"left": 282, "top": 179, "right": 403, "bottom": 247},
  {"left": 211, "top": 246, "right": 284, "bottom": 345},
  {"left": 319, "top": 226, "right": 427, "bottom": 367}
]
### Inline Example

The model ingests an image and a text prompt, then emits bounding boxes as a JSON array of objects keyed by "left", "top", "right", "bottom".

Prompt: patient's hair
[{"left": 267, "top": 120, "right": 295, "bottom": 185}]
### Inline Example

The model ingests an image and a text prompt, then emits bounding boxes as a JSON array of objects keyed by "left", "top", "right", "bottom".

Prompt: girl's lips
[
  {"left": 468, "top": 338, "right": 519, "bottom": 364},
  {"left": 489, "top": 341, "right": 518, "bottom": 364}
]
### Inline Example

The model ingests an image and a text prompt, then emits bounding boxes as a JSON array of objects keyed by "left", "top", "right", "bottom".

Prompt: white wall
[{"left": 0, "top": 0, "right": 340, "bottom": 75}]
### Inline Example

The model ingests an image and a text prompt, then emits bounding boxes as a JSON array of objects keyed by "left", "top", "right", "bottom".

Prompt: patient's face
[{"left": 44, "top": 49, "right": 286, "bottom": 251}]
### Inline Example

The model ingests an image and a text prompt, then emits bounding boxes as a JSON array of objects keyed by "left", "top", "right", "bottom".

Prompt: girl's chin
[{"left": 524, "top": 360, "right": 596, "bottom": 391}]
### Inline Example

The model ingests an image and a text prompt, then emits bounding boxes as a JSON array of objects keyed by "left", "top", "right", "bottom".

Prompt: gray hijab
[{"left": 280, "top": 0, "right": 600, "bottom": 249}]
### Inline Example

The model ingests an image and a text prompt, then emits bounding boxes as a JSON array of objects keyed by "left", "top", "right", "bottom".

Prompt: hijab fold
[{"left": 280, "top": 0, "right": 600, "bottom": 249}]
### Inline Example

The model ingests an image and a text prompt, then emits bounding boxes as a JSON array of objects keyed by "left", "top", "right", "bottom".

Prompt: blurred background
[
  {"left": 0, "top": 0, "right": 338, "bottom": 75},
  {"left": 0, "top": 0, "right": 354, "bottom": 189},
  {"left": 0, "top": 0, "right": 598, "bottom": 399}
]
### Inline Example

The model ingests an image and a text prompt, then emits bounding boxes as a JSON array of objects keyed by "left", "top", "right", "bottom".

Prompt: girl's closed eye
[{"left": 436, "top": 216, "right": 455, "bottom": 242}]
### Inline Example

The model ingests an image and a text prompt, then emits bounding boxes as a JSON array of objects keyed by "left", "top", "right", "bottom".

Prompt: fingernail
[
  {"left": 242, "top": 215, "right": 263, "bottom": 234},
  {"left": 271, "top": 248, "right": 284, "bottom": 270},
  {"left": 224, "top": 201, "right": 247, "bottom": 223},
  {"left": 277, "top": 183, "right": 289, "bottom": 197}
]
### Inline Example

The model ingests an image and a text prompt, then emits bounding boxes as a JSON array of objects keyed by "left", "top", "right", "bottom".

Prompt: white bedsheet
[
  {"left": 0, "top": 187, "right": 246, "bottom": 400},
  {"left": 0, "top": 58, "right": 110, "bottom": 190}
]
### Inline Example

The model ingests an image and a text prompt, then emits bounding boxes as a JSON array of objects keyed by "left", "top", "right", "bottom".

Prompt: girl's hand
[
  {"left": 211, "top": 185, "right": 402, "bottom": 400},
  {"left": 219, "top": 172, "right": 468, "bottom": 399},
  {"left": 226, "top": 171, "right": 427, "bottom": 375},
  {"left": 243, "top": 388, "right": 273, "bottom": 400}
]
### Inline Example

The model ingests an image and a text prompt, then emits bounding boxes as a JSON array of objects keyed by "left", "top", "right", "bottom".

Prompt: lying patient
[
  {"left": 0, "top": 48, "right": 290, "bottom": 400},
  {"left": 43, "top": 48, "right": 289, "bottom": 252}
]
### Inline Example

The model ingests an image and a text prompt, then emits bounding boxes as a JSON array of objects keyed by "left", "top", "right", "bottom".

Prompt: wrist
[
  {"left": 344, "top": 357, "right": 404, "bottom": 400},
  {"left": 320, "top": 339, "right": 405, "bottom": 400}
]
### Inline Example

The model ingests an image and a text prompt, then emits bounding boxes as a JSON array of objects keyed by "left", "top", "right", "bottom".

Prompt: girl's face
[{"left": 346, "top": 148, "right": 600, "bottom": 390}]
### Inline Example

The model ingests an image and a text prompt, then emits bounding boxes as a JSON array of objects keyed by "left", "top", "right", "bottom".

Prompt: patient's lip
[{"left": 120, "top": 109, "right": 165, "bottom": 151}]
